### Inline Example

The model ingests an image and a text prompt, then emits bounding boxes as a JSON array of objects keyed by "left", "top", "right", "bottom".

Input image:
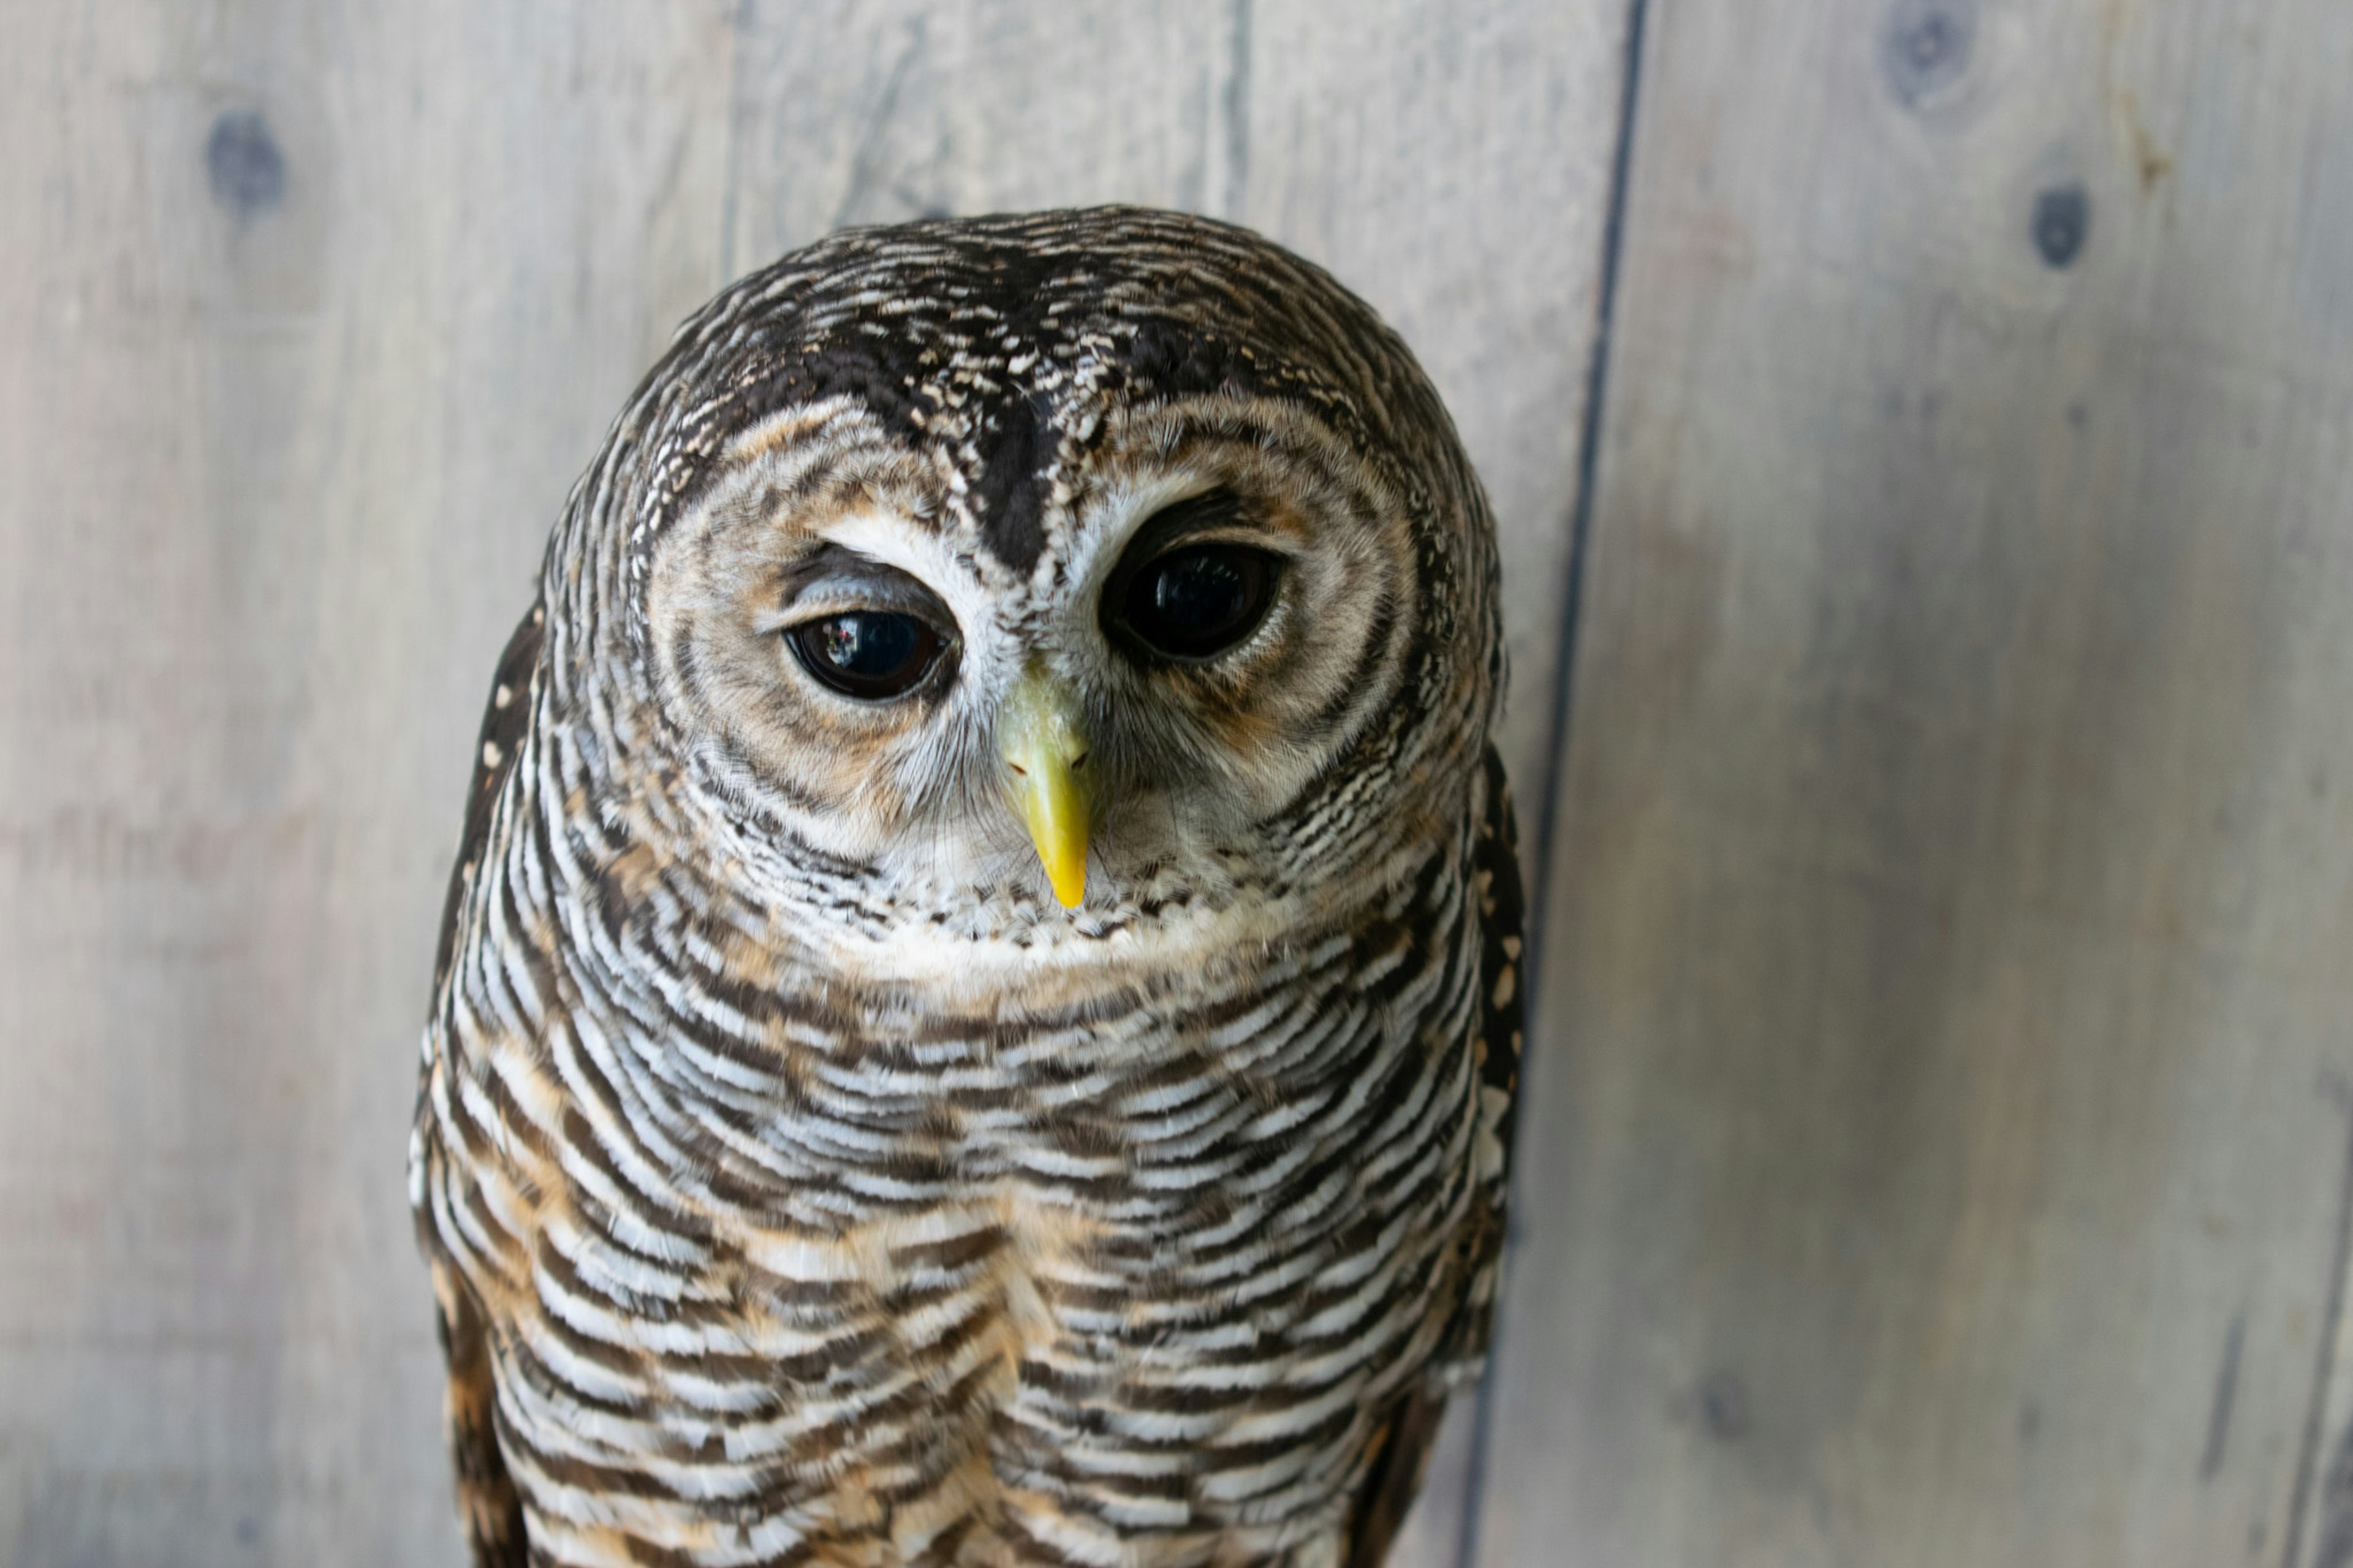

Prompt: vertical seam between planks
[
  {"left": 1221, "top": 0, "right": 1254, "bottom": 221},
  {"left": 2279, "top": 1086, "right": 2353, "bottom": 1568},
  {"left": 718, "top": 0, "right": 754, "bottom": 279},
  {"left": 1454, "top": 0, "right": 1655, "bottom": 1561}
]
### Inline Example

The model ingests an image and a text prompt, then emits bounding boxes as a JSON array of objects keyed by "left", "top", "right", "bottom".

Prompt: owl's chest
[
  {"left": 434, "top": 903, "right": 1482, "bottom": 1557},
  {"left": 588, "top": 930, "right": 1468, "bottom": 1288}
]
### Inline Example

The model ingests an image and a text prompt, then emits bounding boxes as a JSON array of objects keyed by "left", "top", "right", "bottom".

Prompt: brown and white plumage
[{"left": 412, "top": 207, "right": 1524, "bottom": 1568}]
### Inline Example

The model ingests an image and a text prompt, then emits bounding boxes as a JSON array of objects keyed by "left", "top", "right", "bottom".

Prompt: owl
[{"left": 412, "top": 207, "right": 1525, "bottom": 1568}]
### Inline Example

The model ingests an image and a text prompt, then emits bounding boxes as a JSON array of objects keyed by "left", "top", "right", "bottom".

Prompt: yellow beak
[{"left": 999, "top": 665, "right": 1093, "bottom": 909}]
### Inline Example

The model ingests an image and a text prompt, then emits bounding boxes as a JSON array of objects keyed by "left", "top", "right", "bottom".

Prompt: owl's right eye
[{"left": 786, "top": 611, "right": 945, "bottom": 700}]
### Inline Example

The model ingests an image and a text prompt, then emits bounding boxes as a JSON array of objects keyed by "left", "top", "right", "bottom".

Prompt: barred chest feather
[{"left": 412, "top": 765, "right": 1500, "bottom": 1567}]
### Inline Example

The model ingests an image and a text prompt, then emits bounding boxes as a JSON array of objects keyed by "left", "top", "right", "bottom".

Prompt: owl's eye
[
  {"left": 786, "top": 611, "right": 945, "bottom": 700},
  {"left": 1115, "top": 544, "right": 1281, "bottom": 662}
]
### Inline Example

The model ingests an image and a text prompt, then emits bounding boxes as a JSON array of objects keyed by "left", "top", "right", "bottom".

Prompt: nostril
[
  {"left": 1008, "top": 762, "right": 1028, "bottom": 777},
  {"left": 1069, "top": 752, "right": 1089, "bottom": 771}
]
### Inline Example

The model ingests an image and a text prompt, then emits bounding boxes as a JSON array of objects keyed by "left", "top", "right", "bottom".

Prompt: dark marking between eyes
[
  {"left": 1698, "top": 1371, "right": 1749, "bottom": 1442},
  {"left": 2032, "top": 183, "right": 2091, "bottom": 269},
  {"left": 205, "top": 109, "right": 286, "bottom": 218},
  {"left": 1881, "top": 0, "right": 1977, "bottom": 107},
  {"left": 972, "top": 390, "right": 1056, "bottom": 574}
]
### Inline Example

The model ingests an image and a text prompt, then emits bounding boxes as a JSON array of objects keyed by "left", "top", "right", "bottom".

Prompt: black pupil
[
  {"left": 790, "top": 612, "right": 936, "bottom": 698},
  {"left": 1124, "top": 546, "right": 1274, "bottom": 659}
]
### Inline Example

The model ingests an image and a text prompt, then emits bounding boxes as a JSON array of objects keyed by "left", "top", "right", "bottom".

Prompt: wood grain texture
[
  {"left": 0, "top": 4, "right": 1623, "bottom": 1564},
  {"left": 0, "top": 3, "right": 738, "bottom": 1563},
  {"left": 1482, "top": 1, "right": 2353, "bottom": 1564}
]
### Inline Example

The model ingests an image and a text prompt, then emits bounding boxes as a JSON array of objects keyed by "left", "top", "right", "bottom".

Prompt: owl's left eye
[
  {"left": 786, "top": 612, "right": 945, "bottom": 700},
  {"left": 1112, "top": 543, "right": 1281, "bottom": 663}
]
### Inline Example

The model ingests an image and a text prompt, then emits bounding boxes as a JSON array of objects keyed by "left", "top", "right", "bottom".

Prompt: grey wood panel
[
  {"left": 0, "top": 2, "right": 741, "bottom": 1562},
  {"left": 0, "top": 4, "right": 1624, "bottom": 1564},
  {"left": 1482, "top": 1, "right": 2353, "bottom": 1564}
]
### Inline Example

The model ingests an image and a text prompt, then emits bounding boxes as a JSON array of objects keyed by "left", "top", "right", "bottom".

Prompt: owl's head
[{"left": 539, "top": 209, "right": 1499, "bottom": 955}]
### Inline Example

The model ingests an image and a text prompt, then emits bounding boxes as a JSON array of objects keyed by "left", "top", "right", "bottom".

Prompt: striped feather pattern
[{"left": 413, "top": 209, "right": 1521, "bottom": 1568}]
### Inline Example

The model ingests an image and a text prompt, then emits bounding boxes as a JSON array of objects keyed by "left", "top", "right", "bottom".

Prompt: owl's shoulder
[{"left": 432, "top": 597, "right": 545, "bottom": 999}]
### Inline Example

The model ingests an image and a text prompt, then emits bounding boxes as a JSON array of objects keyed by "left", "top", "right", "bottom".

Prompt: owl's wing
[
  {"left": 1346, "top": 744, "right": 1528, "bottom": 1568},
  {"left": 431, "top": 598, "right": 545, "bottom": 998},
  {"left": 421, "top": 597, "right": 544, "bottom": 1568},
  {"left": 426, "top": 1253, "right": 528, "bottom": 1568}
]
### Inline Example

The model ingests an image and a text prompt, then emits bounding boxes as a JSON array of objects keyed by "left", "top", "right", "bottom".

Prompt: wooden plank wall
[
  {"left": 0, "top": 3, "right": 1624, "bottom": 1564},
  {"left": 1483, "top": 1, "right": 2353, "bottom": 1565},
  {"left": 18, "top": 0, "right": 2353, "bottom": 1564}
]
